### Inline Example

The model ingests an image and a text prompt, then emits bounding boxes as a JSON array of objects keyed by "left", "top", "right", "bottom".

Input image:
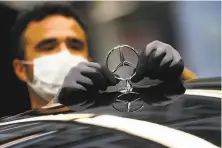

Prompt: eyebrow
[
  {"left": 35, "top": 38, "right": 57, "bottom": 49},
  {"left": 35, "top": 37, "right": 85, "bottom": 49},
  {"left": 67, "top": 37, "right": 84, "bottom": 45}
]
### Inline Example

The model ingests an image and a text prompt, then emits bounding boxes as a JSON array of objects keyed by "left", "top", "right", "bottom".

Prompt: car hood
[{"left": 0, "top": 78, "right": 221, "bottom": 147}]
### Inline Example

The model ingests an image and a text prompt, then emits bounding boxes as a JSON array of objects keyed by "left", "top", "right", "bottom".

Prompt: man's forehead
[{"left": 24, "top": 15, "right": 86, "bottom": 44}]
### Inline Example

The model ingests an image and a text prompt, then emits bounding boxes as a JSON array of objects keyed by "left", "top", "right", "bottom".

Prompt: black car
[{"left": 0, "top": 78, "right": 221, "bottom": 148}]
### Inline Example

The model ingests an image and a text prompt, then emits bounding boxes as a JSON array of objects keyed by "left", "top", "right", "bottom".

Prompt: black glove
[
  {"left": 54, "top": 62, "right": 118, "bottom": 109},
  {"left": 134, "top": 80, "right": 186, "bottom": 106},
  {"left": 131, "top": 40, "right": 184, "bottom": 83}
]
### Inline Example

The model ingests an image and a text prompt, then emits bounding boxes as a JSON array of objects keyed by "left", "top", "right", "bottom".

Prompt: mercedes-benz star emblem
[{"left": 105, "top": 45, "right": 144, "bottom": 112}]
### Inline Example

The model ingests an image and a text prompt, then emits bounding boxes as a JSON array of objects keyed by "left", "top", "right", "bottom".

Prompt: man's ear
[{"left": 13, "top": 58, "right": 28, "bottom": 82}]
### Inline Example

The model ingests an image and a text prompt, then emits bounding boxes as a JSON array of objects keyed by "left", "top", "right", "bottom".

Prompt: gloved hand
[
  {"left": 131, "top": 40, "right": 184, "bottom": 83},
  {"left": 55, "top": 62, "right": 118, "bottom": 109}
]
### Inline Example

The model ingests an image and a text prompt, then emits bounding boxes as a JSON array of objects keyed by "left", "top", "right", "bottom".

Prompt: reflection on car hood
[{"left": 0, "top": 114, "right": 219, "bottom": 148}]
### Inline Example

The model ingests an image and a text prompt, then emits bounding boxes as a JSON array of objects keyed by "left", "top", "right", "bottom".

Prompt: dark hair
[{"left": 11, "top": 2, "right": 88, "bottom": 60}]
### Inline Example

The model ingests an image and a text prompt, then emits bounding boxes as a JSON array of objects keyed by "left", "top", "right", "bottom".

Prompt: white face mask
[{"left": 22, "top": 50, "right": 88, "bottom": 101}]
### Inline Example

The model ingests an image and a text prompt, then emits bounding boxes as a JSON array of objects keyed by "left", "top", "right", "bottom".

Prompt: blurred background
[{"left": 0, "top": 1, "right": 221, "bottom": 117}]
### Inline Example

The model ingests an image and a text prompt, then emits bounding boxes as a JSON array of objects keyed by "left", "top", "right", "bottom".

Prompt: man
[{"left": 12, "top": 3, "right": 197, "bottom": 110}]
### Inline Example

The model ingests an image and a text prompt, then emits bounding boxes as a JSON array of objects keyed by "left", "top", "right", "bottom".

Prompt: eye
[
  {"left": 35, "top": 39, "right": 58, "bottom": 51},
  {"left": 66, "top": 38, "right": 84, "bottom": 51}
]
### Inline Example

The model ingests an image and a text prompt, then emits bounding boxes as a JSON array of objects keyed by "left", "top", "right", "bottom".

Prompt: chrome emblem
[{"left": 105, "top": 45, "right": 144, "bottom": 112}]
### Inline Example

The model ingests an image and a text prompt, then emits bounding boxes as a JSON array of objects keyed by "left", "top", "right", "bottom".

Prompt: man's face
[{"left": 14, "top": 15, "right": 89, "bottom": 82}]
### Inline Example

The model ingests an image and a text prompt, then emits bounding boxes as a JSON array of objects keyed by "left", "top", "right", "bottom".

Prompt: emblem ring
[
  {"left": 112, "top": 92, "right": 144, "bottom": 112},
  {"left": 105, "top": 45, "right": 139, "bottom": 81}
]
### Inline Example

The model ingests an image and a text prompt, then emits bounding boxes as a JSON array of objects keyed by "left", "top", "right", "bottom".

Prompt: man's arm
[{"left": 182, "top": 67, "right": 197, "bottom": 81}]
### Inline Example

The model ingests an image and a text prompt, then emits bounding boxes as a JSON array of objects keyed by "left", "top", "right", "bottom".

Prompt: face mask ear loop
[
  {"left": 20, "top": 60, "right": 34, "bottom": 84},
  {"left": 21, "top": 60, "right": 33, "bottom": 65}
]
